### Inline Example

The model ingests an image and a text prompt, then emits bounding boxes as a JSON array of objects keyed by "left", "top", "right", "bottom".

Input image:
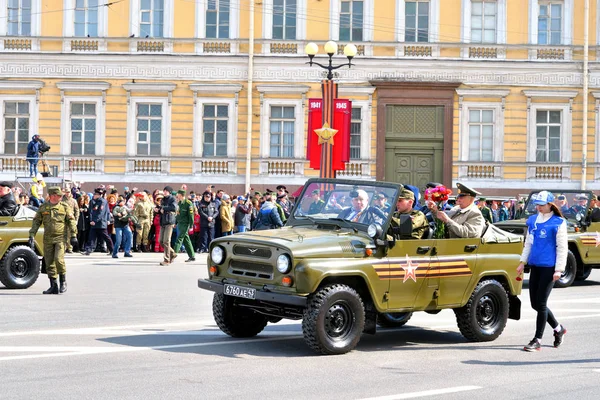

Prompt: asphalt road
[{"left": 1, "top": 252, "right": 600, "bottom": 400}]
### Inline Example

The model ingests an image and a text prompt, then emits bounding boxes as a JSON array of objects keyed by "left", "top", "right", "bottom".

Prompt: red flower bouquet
[{"left": 424, "top": 185, "right": 453, "bottom": 239}]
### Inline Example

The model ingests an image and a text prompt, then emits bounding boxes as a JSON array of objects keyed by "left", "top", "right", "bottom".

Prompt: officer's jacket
[
  {"left": 89, "top": 197, "right": 110, "bottom": 229},
  {"left": 30, "top": 201, "right": 77, "bottom": 244},
  {"left": 445, "top": 203, "right": 485, "bottom": 238}
]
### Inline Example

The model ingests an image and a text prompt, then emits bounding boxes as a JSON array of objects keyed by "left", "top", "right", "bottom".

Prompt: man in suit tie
[{"left": 337, "top": 189, "right": 384, "bottom": 225}]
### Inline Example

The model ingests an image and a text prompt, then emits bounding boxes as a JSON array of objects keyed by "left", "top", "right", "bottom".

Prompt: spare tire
[{"left": 0, "top": 245, "right": 41, "bottom": 289}]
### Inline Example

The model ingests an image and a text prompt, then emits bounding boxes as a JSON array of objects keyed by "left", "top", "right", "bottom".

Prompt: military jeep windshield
[
  {"left": 523, "top": 190, "right": 591, "bottom": 224},
  {"left": 291, "top": 180, "right": 399, "bottom": 232}
]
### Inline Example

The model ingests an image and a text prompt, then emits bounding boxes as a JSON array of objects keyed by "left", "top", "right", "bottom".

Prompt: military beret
[
  {"left": 456, "top": 183, "right": 481, "bottom": 197},
  {"left": 0, "top": 181, "right": 13, "bottom": 188},
  {"left": 397, "top": 188, "right": 415, "bottom": 201},
  {"left": 177, "top": 189, "right": 186, "bottom": 195},
  {"left": 47, "top": 187, "right": 62, "bottom": 196}
]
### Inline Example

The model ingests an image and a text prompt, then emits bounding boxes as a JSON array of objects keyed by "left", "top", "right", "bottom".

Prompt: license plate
[{"left": 224, "top": 284, "right": 256, "bottom": 300}]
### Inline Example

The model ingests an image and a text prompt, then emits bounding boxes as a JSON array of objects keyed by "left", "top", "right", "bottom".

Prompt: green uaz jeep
[
  {"left": 199, "top": 178, "right": 523, "bottom": 355},
  {"left": 0, "top": 205, "right": 44, "bottom": 289},
  {"left": 495, "top": 190, "right": 599, "bottom": 288}
]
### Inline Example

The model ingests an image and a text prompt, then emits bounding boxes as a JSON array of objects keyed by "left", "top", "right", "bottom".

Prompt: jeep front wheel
[
  {"left": 0, "top": 245, "right": 41, "bottom": 289},
  {"left": 302, "top": 284, "right": 365, "bottom": 355},
  {"left": 455, "top": 280, "right": 509, "bottom": 342},
  {"left": 377, "top": 312, "right": 413, "bottom": 328},
  {"left": 554, "top": 251, "right": 577, "bottom": 288},
  {"left": 212, "top": 293, "right": 268, "bottom": 338}
]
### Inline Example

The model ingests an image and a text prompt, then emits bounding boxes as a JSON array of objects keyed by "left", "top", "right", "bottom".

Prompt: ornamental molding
[
  {"left": 455, "top": 89, "right": 510, "bottom": 99},
  {"left": 189, "top": 83, "right": 243, "bottom": 94},
  {"left": 256, "top": 84, "right": 311, "bottom": 94},
  {"left": 522, "top": 90, "right": 579, "bottom": 100},
  {"left": 122, "top": 82, "right": 177, "bottom": 93},
  {"left": 0, "top": 79, "right": 44, "bottom": 90},
  {"left": 338, "top": 85, "right": 376, "bottom": 96},
  {"left": 56, "top": 81, "right": 110, "bottom": 91}
]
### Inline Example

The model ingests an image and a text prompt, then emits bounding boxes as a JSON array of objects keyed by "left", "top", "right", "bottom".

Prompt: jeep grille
[
  {"left": 232, "top": 245, "right": 272, "bottom": 259},
  {"left": 229, "top": 260, "right": 274, "bottom": 280}
]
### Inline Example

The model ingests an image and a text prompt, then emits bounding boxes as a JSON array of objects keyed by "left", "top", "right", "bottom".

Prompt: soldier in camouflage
[
  {"left": 62, "top": 188, "right": 80, "bottom": 253},
  {"left": 29, "top": 187, "right": 78, "bottom": 295},
  {"left": 133, "top": 191, "right": 154, "bottom": 252},
  {"left": 392, "top": 188, "right": 428, "bottom": 239}
]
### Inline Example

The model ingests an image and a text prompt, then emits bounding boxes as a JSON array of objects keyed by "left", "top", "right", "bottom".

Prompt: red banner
[
  {"left": 307, "top": 98, "right": 323, "bottom": 169},
  {"left": 332, "top": 99, "right": 352, "bottom": 171}
]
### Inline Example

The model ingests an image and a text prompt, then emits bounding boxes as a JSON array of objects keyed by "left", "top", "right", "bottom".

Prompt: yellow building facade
[{"left": 0, "top": 0, "right": 598, "bottom": 194}]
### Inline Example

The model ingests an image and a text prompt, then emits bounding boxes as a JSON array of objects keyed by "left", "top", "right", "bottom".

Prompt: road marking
[
  {"left": 0, "top": 336, "right": 302, "bottom": 362},
  {"left": 357, "top": 386, "right": 481, "bottom": 400}
]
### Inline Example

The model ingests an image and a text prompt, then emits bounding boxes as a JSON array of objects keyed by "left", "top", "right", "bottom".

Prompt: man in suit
[
  {"left": 337, "top": 189, "right": 384, "bottom": 225},
  {"left": 427, "top": 183, "right": 485, "bottom": 238}
]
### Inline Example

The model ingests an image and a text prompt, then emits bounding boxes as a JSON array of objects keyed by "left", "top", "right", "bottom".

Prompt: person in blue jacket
[
  {"left": 517, "top": 191, "right": 568, "bottom": 352},
  {"left": 27, "top": 134, "right": 40, "bottom": 177}
]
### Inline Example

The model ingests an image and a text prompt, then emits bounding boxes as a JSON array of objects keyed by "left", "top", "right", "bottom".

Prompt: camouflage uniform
[
  {"left": 393, "top": 209, "right": 428, "bottom": 239},
  {"left": 134, "top": 197, "right": 154, "bottom": 249},
  {"left": 29, "top": 189, "right": 77, "bottom": 279},
  {"left": 62, "top": 193, "right": 80, "bottom": 252}
]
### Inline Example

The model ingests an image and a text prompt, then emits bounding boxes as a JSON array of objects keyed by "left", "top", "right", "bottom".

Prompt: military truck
[
  {"left": 495, "top": 190, "right": 599, "bottom": 288},
  {"left": 199, "top": 178, "right": 523, "bottom": 355},
  {"left": 0, "top": 205, "right": 44, "bottom": 289}
]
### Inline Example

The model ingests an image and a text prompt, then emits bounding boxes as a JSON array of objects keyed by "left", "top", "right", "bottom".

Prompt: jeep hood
[{"left": 216, "top": 226, "right": 372, "bottom": 258}]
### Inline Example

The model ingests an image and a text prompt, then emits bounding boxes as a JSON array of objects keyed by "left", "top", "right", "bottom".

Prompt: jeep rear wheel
[
  {"left": 0, "top": 246, "right": 41, "bottom": 289},
  {"left": 212, "top": 293, "right": 268, "bottom": 338},
  {"left": 455, "top": 280, "right": 509, "bottom": 342},
  {"left": 554, "top": 251, "right": 577, "bottom": 288},
  {"left": 302, "top": 284, "right": 365, "bottom": 355},
  {"left": 377, "top": 312, "right": 413, "bottom": 328}
]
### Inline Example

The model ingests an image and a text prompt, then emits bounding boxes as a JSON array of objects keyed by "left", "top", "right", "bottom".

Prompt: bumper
[{"left": 198, "top": 279, "right": 307, "bottom": 307}]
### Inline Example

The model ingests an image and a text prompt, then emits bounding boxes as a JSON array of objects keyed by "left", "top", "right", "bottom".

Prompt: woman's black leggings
[{"left": 529, "top": 266, "right": 559, "bottom": 339}]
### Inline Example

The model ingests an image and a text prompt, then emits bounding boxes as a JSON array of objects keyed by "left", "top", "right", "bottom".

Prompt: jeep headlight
[
  {"left": 277, "top": 254, "right": 291, "bottom": 274},
  {"left": 368, "top": 223, "right": 382, "bottom": 238},
  {"left": 211, "top": 246, "right": 225, "bottom": 265}
]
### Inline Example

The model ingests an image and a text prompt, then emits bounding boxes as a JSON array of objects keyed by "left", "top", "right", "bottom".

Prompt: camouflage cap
[
  {"left": 47, "top": 187, "right": 62, "bottom": 196},
  {"left": 397, "top": 188, "right": 415, "bottom": 201}
]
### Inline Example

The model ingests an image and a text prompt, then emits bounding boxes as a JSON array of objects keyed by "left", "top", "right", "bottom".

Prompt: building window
[
  {"left": 269, "top": 106, "right": 295, "bottom": 158},
  {"left": 273, "top": 0, "right": 296, "bottom": 39},
  {"left": 468, "top": 109, "right": 494, "bottom": 161},
  {"left": 340, "top": 0, "right": 363, "bottom": 41},
  {"left": 136, "top": 103, "right": 162, "bottom": 156},
  {"left": 70, "top": 103, "right": 96, "bottom": 155},
  {"left": 202, "top": 104, "right": 228, "bottom": 157},
  {"left": 350, "top": 107, "right": 361, "bottom": 159},
  {"left": 206, "top": 0, "right": 229, "bottom": 39},
  {"left": 140, "top": 0, "right": 163, "bottom": 38},
  {"left": 7, "top": 0, "right": 31, "bottom": 36},
  {"left": 405, "top": 1, "right": 429, "bottom": 42},
  {"left": 536, "top": 110, "right": 561, "bottom": 162},
  {"left": 74, "top": 0, "right": 98, "bottom": 37},
  {"left": 471, "top": 0, "right": 496, "bottom": 43},
  {"left": 3, "top": 101, "right": 29, "bottom": 154},
  {"left": 538, "top": 2, "right": 562, "bottom": 45}
]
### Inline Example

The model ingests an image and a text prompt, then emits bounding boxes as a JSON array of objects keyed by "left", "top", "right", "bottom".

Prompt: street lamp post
[{"left": 305, "top": 41, "right": 357, "bottom": 179}]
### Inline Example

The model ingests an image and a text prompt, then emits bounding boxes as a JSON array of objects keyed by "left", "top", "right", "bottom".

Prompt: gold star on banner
[
  {"left": 402, "top": 254, "right": 419, "bottom": 283},
  {"left": 314, "top": 122, "right": 338, "bottom": 145}
]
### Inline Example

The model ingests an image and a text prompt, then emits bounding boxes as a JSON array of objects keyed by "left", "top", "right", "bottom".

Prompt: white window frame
[
  {"left": 396, "top": 0, "right": 440, "bottom": 43},
  {"left": 262, "top": 0, "right": 307, "bottom": 40},
  {"left": 530, "top": 0, "right": 572, "bottom": 45},
  {"left": 60, "top": 96, "right": 105, "bottom": 156},
  {"left": 196, "top": 0, "right": 240, "bottom": 39},
  {"left": 126, "top": 97, "right": 170, "bottom": 157},
  {"left": 460, "top": 103, "right": 502, "bottom": 162},
  {"left": 330, "top": 0, "right": 373, "bottom": 42},
  {"left": 63, "top": 0, "right": 108, "bottom": 37},
  {"left": 193, "top": 97, "right": 237, "bottom": 158},
  {"left": 347, "top": 100, "right": 370, "bottom": 161},
  {"left": 526, "top": 103, "right": 571, "bottom": 163},
  {"left": 260, "top": 99, "right": 304, "bottom": 159},
  {"left": 461, "top": 0, "right": 506, "bottom": 44},
  {"left": 129, "top": 0, "right": 174, "bottom": 38},
  {"left": 0, "top": 0, "right": 41, "bottom": 36},
  {"left": 533, "top": 109, "right": 563, "bottom": 162},
  {"left": 0, "top": 95, "right": 38, "bottom": 155}
]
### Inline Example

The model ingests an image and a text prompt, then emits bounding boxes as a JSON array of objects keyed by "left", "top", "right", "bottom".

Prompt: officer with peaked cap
[{"left": 427, "top": 182, "right": 485, "bottom": 238}]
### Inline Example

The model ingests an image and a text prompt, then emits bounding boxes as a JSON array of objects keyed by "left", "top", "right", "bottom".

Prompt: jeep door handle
[
  {"left": 416, "top": 246, "right": 430, "bottom": 254},
  {"left": 464, "top": 245, "right": 478, "bottom": 252}
]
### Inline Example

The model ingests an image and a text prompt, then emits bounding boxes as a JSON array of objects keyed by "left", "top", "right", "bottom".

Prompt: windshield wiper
[
  {"left": 328, "top": 218, "right": 359, "bottom": 233},
  {"left": 296, "top": 215, "right": 318, "bottom": 226}
]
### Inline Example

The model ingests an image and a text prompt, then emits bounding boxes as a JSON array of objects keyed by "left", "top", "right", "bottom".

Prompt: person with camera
[
  {"left": 29, "top": 187, "right": 78, "bottom": 294},
  {"left": 26, "top": 134, "right": 41, "bottom": 178}
]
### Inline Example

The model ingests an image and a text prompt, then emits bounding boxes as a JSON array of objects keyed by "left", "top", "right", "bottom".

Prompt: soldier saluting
[{"left": 29, "top": 186, "right": 78, "bottom": 294}]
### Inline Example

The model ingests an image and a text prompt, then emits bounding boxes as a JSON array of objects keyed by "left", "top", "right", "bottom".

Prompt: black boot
[
  {"left": 59, "top": 274, "right": 67, "bottom": 294},
  {"left": 43, "top": 278, "right": 59, "bottom": 295}
]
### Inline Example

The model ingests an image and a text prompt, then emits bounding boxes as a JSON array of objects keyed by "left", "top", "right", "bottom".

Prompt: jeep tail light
[
  {"left": 281, "top": 276, "right": 293, "bottom": 287},
  {"left": 209, "top": 266, "right": 218, "bottom": 276}
]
